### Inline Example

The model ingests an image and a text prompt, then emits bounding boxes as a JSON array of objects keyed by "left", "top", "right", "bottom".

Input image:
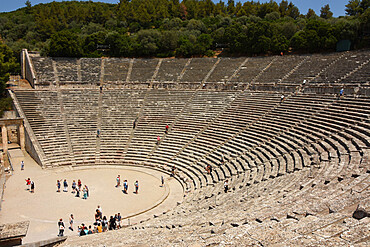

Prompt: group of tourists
[
  {"left": 25, "top": 177, "right": 35, "bottom": 193},
  {"left": 58, "top": 206, "right": 123, "bottom": 237},
  {"left": 116, "top": 175, "right": 139, "bottom": 194},
  {"left": 57, "top": 179, "right": 89, "bottom": 199}
]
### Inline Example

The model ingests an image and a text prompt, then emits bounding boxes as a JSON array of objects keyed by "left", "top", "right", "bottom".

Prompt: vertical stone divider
[
  {"left": 226, "top": 57, "right": 250, "bottom": 83},
  {"left": 151, "top": 59, "right": 163, "bottom": 87},
  {"left": 54, "top": 61, "right": 76, "bottom": 166},
  {"left": 279, "top": 56, "right": 309, "bottom": 83},
  {"left": 121, "top": 59, "right": 161, "bottom": 160},
  {"left": 77, "top": 58, "right": 82, "bottom": 83},
  {"left": 202, "top": 58, "right": 221, "bottom": 84},
  {"left": 336, "top": 58, "right": 370, "bottom": 84},
  {"left": 126, "top": 58, "right": 134, "bottom": 83},
  {"left": 57, "top": 89, "right": 77, "bottom": 167},
  {"left": 52, "top": 59, "right": 60, "bottom": 89},
  {"left": 95, "top": 58, "right": 105, "bottom": 165},
  {"left": 177, "top": 58, "right": 192, "bottom": 82}
]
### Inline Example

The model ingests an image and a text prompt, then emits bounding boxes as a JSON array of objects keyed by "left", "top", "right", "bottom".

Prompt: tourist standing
[
  {"left": 109, "top": 216, "right": 116, "bottom": 230},
  {"left": 56, "top": 180, "right": 61, "bottom": 192},
  {"left": 78, "top": 179, "right": 82, "bottom": 190},
  {"left": 224, "top": 180, "right": 229, "bottom": 193},
  {"left": 30, "top": 180, "right": 35, "bottom": 193},
  {"left": 83, "top": 186, "right": 88, "bottom": 199},
  {"left": 63, "top": 179, "right": 68, "bottom": 192},
  {"left": 134, "top": 180, "right": 139, "bottom": 194},
  {"left": 25, "top": 178, "right": 31, "bottom": 190},
  {"left": 72, "top": 180, "right": 76, "bottom": 193},
  {"left": 123, "top": 180, "right": 128, "bottom": 194},
  {"left": 58, "top": 219, "right": 65, "bottom": 237},
  {"left": 21, "top": 161, "right": 24, "bottom": 170},
  {"left": 116, "top": 213, "right": 121, "bottom": 229},
  {"left": 116, "top": 175, "right": 121, "bottom": 187},
  {"left": 161, "top": 175, "right": 164, "bottom": 187}
]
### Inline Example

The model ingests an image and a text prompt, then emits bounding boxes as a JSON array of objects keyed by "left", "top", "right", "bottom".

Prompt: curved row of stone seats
[
  {"left": 195, "top": 93, "right": 369, "bottom": 190},
  {"left": 206, "top": 57, "right": 246, "bottom": 82},
  {"left": 99, "top": 90, "right": 146, "bottom": 163},
  {"left": 313, "top": 50, "right": 370, "bottom": 83},
  {"left": 253, "top": 55, "right": 306, "bottom": 84},
  {"left": 14, "top": 90, "right": 72, "bottom": 167},
  {"left": 62, "top": 156, "right": 368, "bottom": 246},
  {"left": 31, "top": 57, "right": 55, "bottom": 85},
  {"left": 189, "top": 92, "right": 283, "bottom": 182},
  {"left": 124, "top": 90, "right": 195, "bottom": 161},
  {"left": 281, "top": 52, "right": 342, "bottom": 84},
  {"left": 155, "top": 92, "right": 280, "bottom": 186},
  {"left": 30, "top": 50, "right": 369, "bottom": 88},
  {"left": 81, "top": 58, "right": 101, "bottom": 84},
  {"left": 129, "top": 59, "right": 158, "bottom": 82},
  {"left": 144, "top": 90, "right": 238, "bottom": 189},
  {"left": 230, "top": 56, "right": 274, "bottom": 83},
  {"left": 342, "top": 60, "right": 370, "bottom": 84},
  {"left": 146, "top": 90, "right": 238, "bottom": 163},
  {"left": 54, "top": 58, "right": 78, "bottom": 84},
  {"left": 103, "top": 58, "right": 130, "bottom": 83},
  {"left": 179, "top": 58, "right": 218, "bottom": 82},
  {"left": 61, "top": 89, "right": 99, "bottom": 165},
  {"left": 155, "top": 58, "right": 189, "bottom": 82}
]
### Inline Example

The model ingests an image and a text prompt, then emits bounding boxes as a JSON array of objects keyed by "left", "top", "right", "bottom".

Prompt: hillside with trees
[{"left": 0, "top": 0, "right": 369, "bottom": 58}]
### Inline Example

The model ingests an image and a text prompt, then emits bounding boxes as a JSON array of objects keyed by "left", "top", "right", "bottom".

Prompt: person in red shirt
[{"left": 165, "top": 124, "right": 169, "bottom": 134}]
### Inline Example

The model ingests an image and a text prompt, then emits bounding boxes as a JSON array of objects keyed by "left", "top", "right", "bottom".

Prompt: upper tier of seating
[{"left": 29, "top": 50, "right": 370, "bottom": 89}]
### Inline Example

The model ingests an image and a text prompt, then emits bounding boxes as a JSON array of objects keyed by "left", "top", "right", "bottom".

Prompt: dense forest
[{"left": 0, "top": 0, "right": 369, "bottom": 59}]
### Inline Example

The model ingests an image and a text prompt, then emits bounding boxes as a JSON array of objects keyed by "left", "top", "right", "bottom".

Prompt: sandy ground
[{"left": 0, "top": 149, "right": 184, "bottom": 244}]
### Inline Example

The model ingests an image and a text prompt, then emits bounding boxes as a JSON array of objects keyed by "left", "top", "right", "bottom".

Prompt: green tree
[
  {"left": 306, "top": 8, "right": 317, "bottom": 19},
  {"left": 345, "top": 0, "right": 369, "bottom": 15},
  {"left": 0, "top": 42, "right": 17, "bottom": 96},
  {"left": 47, "top": 30, "right": 83, "bottom": 57},
  {"left": 320, "top": 4, "right": 333, "bottom": 19}
]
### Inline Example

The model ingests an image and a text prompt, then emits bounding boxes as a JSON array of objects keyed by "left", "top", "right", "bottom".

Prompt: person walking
[
  {"left": 116, "top": 175, "right": 121, "bottom": 187},
  {"left": 134, "top": 180, "right": 139, "bottom": 194},
  {"left": 69, "top": 214, "right": 74, "bottom": 231},
  {"left": 58, "top": 219, "right": 65, "bottom": 237},
  {"left": 157, "top": 136, "right": 160, "bottom": 145},
  {"left": 165, "top": 124, "right": 169, "bottom": 134},
  {"left": 56, "top": 180, "right": 61, "bottom": 192},
  {"left": 161, "top": 175, "right": 164, "bottom": 187},
  {"left": 133, "top": 117, "right": 138, "bottom": 129},
  {"left": 85, "top": 185, "right": 89, "bottom": 197},
  {"left": 21, "top": 161, "right": 24, "bottom": 170}
]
